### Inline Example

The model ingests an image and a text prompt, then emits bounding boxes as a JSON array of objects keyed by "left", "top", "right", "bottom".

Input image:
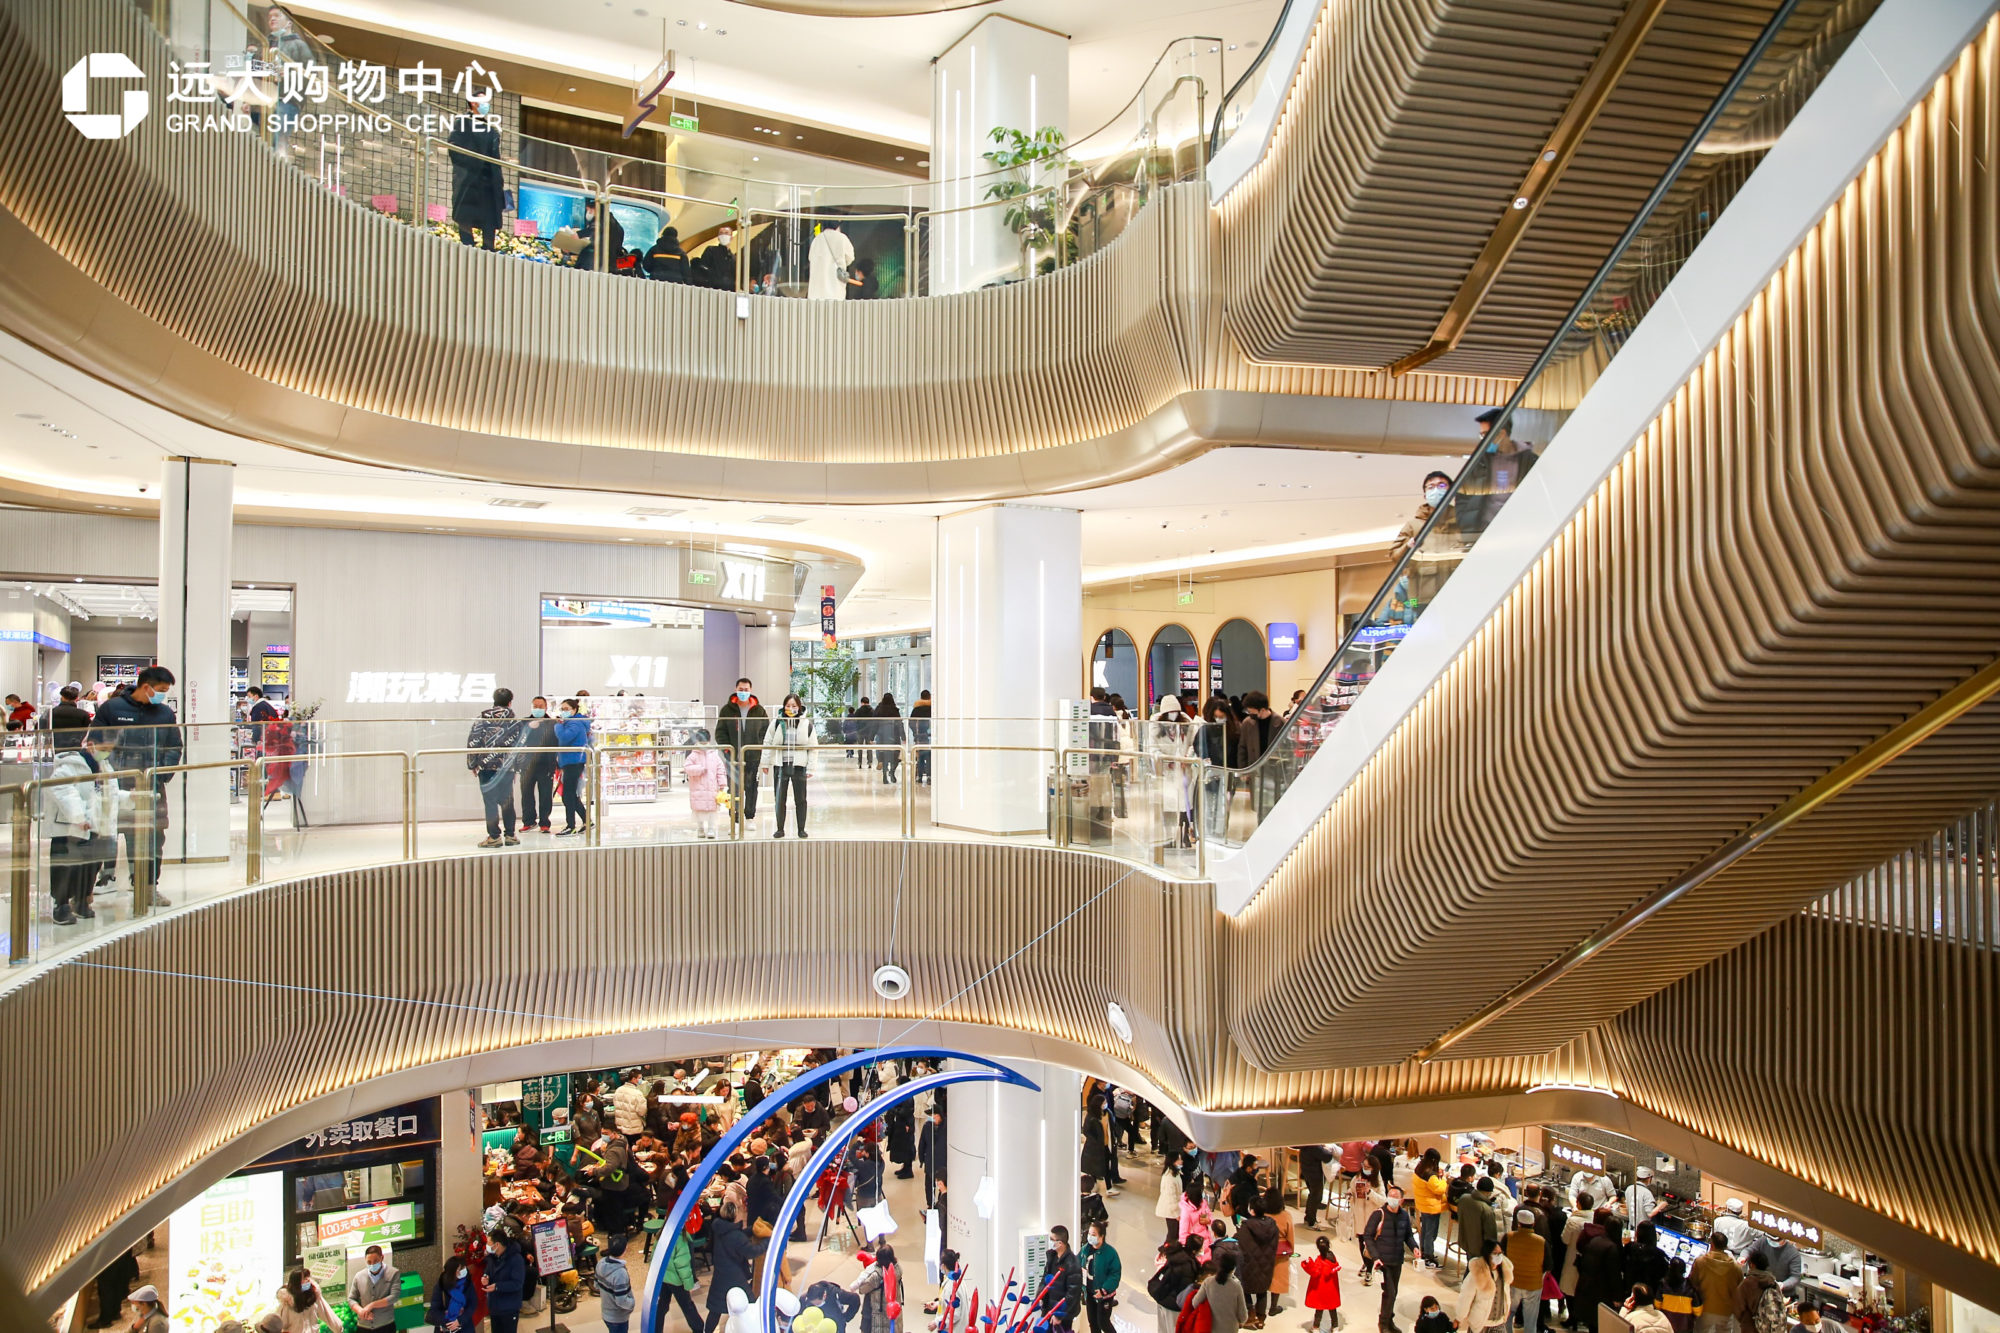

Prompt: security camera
[
  {"left": 872, "top": 963, "right": 912, "bottom": 1002},
  {"left": 137, "top": 485, "right": 148, "bottom": 493}
]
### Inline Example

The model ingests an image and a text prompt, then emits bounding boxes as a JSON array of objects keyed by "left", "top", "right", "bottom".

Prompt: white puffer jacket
[{"left": 38, "top": 751, "right": 124, "bottom": 839}]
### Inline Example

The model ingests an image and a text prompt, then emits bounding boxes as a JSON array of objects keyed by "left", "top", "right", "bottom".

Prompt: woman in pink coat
[
  {"left": 1181, "top": 1187, "right": 1215, "bottom": 1263},
  {"left": 683, "top": 732, "right": 727, "bottom": 838}
]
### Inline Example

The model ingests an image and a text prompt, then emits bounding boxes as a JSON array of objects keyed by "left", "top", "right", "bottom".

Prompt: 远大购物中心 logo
[{"left": 63, "top": 52, "right": 149, "bottom": 139}]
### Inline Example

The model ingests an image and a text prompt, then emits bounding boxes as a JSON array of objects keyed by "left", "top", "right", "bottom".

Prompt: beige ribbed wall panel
[
  {"left": 1597, "top": 802, "right": 2000, "bottom": 1270},
  {"left": 0, "top": 0, "right": 1518, "bottom": 493},
  {"left": 0, "top": 844, "right": 1210, "bottom": 1296},
  {"left": 1229, "top": 23, "right": 2000, "bottom": 1070}
]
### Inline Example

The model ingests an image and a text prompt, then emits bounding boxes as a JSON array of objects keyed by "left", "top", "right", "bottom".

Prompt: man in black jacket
[
  {"left": 1298, "top": 1143, "right": 1332, "bottom": 1229},
  {"left": 1361, "top": 1189, "right": 1417, "bottom": 1333},
  {"left": 716, "top": 677, "right": 770, "bottom": 825},
  {"left": 917, "top": 1108, "right": 946, "bottom": 1208},
  {"left": 94, "top": 666, "right": 183, "bottom": 904},
  {"left": 1035, "top": 1226, "right": 1083, "bottom": 1331}
]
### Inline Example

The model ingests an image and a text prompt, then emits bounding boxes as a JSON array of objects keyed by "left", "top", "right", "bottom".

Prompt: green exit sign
[
  {"left": 687, "top": 569, "right": 716, "bottom": 586},
  {"left": 668, "top": 112, "right": 700, "bottom": 133},
  {"left": 1177, "top": 590, "right": 1195, "bottom": 605}
]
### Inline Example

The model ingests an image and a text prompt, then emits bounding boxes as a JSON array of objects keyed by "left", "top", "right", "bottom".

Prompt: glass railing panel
[{"left": 1214, "top": 0, "right": 1881, "bottom": 848}]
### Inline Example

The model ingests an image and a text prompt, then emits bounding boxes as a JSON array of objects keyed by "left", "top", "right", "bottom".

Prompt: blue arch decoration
[
  {"left": 754, "top": 1066, "right": 1038, "bottom": 1333},
  {"left": 640, "top": 1048, "right": 1038, "bottom": 1333}
]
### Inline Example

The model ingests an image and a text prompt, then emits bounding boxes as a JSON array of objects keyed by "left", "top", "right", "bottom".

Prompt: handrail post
[
  {"left": 589, "top": 747, "right": 605, "bottom": 848},
  {"left": 9, "top": 790, "right": 31, "bottom": 965},
  {"left": 1195, "top": 764, "right": 1207, "bottom": 879},
  {"left": 732, "top": 742, "right": 744, "bottom": 839},
  {"left": 131, "top": 786, "right": 156, "bottom": 917},
  {"left": 901, "top": 737, "right": 914, "bottom": 838},
  {"left": 402, "top": 756, "right": 415, "bottom": 860},
  {"left": 246, "top": 758, "right": 263, "bottom": 886},
  {"left": 414, "top": 138, "right": 427, "bottom": 227},
  {"left": 1054, "top": 746, "right": 1069, "bottom": 848},
  {"left": 735, "top": 203, "right": 748, "bottom": 291},
  {"left": 595, "top": 188, "right": 611, "bottom": 273}
]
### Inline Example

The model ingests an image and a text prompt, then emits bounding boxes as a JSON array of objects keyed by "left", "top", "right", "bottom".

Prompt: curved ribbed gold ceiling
[
  {"left": 2, "top": 828, "right": 1995, "bottom": 1313},
  {"left": 1229, "top": 21, "right": 2000, "bottom": 1069}
]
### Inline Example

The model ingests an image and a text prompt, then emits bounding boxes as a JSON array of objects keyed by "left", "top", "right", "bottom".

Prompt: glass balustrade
[
  {"left": 1211, "top": 0, "right": 1882, "bottom": 848},
  {"left": 123, "top": 0, "right": 1226, "bottom": 296},
  {"left": 0, "top": 714, "right": 1212, "bottom": 981}
]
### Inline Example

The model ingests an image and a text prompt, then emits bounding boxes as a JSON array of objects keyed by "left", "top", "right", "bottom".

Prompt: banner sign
[{"left": 821, "top": 585, "right": 837, "bottom": 649}]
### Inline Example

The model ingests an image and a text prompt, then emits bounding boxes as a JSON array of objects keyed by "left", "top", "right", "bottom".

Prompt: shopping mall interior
[{"left": 1, "top": 0, "right": 1997, "bottom": 1330}]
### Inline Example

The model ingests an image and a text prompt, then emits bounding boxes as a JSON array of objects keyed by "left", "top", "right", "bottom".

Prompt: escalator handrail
[
  {"left": 1230, "top": 0, "right": 1812, "bottom": 802},
  {"left": 1207, "top": 0, "right": 1300, "bottom": 159}
]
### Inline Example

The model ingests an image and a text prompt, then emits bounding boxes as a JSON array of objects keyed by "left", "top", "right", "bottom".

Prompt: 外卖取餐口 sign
[{"left": 253, "top": 1098, "right": 437, "bottom": 1168}]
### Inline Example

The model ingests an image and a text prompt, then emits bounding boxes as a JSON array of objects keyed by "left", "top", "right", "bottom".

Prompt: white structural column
[
  {"left": 943, "top": 1060, "right": 1082, "bottom": 1301},
  {"left": 156, "top": 457, "right": 235, "bottom": 863},
  {"left": 931, "top": 504, "right": 1081, "bottom": 834},
  {"left": 741, "top": 614, "right": 796, "bottom": 708},
  {"left": 930, "top": 15, "right": 1070, "bottom": 296}
]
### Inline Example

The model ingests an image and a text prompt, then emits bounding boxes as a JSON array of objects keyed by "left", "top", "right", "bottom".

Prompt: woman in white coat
[
  {"left": 808, "top": 223, "right": 856, "bottom": 300},
  {"left": 1456, "top": 1241, "right": 1515, "bottom": 1333},
  {"left": 40, "top": 739, "right": 123, "bottom": 924},
  {"left": 1149, "top": 696, "right": 1197, "bottom": 849}
]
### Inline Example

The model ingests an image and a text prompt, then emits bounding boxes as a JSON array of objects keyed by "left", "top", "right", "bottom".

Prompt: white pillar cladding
[
  {"left": 943, "top": 1060, "right": 1082, "bottom": 1302},
  {"left": 931, "top": 504, "right": 1082, "bottom": 834},
  {"left": 156, "top": 457, "right": 234, "bottom": 863},
  {"left": 741, "top": 614, "right": 796, "bottom": 706},
  {"left": 930, "top": 14, "right": 1070, "bottom": 296}
]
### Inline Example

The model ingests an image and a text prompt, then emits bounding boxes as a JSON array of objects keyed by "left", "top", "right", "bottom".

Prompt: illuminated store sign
[
  {"left": 605, "top": 655, "right": 673, "bottom": 688},
  {"left": 169, "top": 1171, "right": 285, "bottom": 1332},
  {"left": 0, "top": 628, "right": 71, "bottom": 651},
  {"left": 318, "top": 1201, "right": 419, "bottom": 1246},
  {"left": 1548, "top": 1136, "right": 1606, "bottom": 1173},
  {"left": 1748, "top": 1203, "right": 1823, "bottom": 1247},
  {"left": 721, "top": 559, "right": 766, "bottom": 601},
  {"left": 1267, "top": 623, "right": 1300, "bottom": 662},
  {"left": 346, "top": 671, "right": 497, "bottom": 704}
]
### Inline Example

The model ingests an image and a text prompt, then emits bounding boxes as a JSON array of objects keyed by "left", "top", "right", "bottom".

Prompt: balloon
[{"left": 843, "top": 1096, "right": 859, "bottom": 1114}]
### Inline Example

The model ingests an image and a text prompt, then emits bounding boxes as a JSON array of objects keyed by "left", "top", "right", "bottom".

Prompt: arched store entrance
[
  {"left": 1211, "top": 619, "right": 1269, "bottom": 698},
  {"left": 1090, "top": 628, "right": 1139, "bottom": 702},
  {"left": 1145, "top": 624, "right": 1198, "bottom": 707}
]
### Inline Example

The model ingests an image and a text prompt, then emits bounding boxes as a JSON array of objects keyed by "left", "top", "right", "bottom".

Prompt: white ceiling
[
  {"left": 295, "top": 0, "right": 1283, "bottom": 145},
  {"left": 0, "top": 329, "right": 1467, "bottom": 636}
]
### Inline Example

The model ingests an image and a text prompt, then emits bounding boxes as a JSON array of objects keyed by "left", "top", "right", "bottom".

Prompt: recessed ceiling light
[
  {"left": 751, "top": 156, "right": 758, "bottom": 162},
  {"left": 894, "top": 155, "right": 904, "bottom": 161},
  {"left": 568, "top": 87, "right": 577, "bottom": 92},
  {"left": 618, "top": 537, "right": 635, "bottom": 542},
  {"left": 696, "top": 20, "right": 706, "bottom": 28}
]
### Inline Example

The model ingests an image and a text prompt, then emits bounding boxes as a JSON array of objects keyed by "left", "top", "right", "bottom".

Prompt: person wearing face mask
[
  {"left": 1358, "top": 1188, "right": 1415, "bottom": 1333},
  {"left": 1081, "top": 1221, "right": 1123, "bottom": 1333},
  {"left": 93, "top": 665, "right": 183, "bottom": 906},
  {"left": 716, "top": 678, "right": 770, "bottom": 827},
  {"left": 447, "top": 91, "right": 504, "bottom": 250},
  {"left": 348, "top": 1244, "right": 401, "bottom": 1331},
  {"left": 1456, "top": 407, "right": 1540, "bottom": 536},
  {"left": 41, "top": 728, "right": 123, "bottom": 924},
  {"left": 1391, "top": 470, "right": 1468, "bottom": 617},
  {"left": 765, "top": 693, "right": 815, "bottom": 838},
  {"left": 275, "top": 1267, "right": 341, "bottom": 1332},
  {"left": 516, "top": 696, "right": 559, "bottom": 833},
  {"left": 553, "top": 698, "right": 593, "bottom": 835},
  {"left": 123, "top": 1284, "right": 168, "bottom": 1333}
]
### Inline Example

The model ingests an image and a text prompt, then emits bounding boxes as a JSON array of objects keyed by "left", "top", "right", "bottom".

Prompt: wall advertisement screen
[{"left": 168, "top": 1170, "right": 286, "bottom": 1332}]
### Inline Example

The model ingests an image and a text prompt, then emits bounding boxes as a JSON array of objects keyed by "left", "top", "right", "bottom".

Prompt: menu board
[{"left": 169, "top": 1171, "right": 286, "bottom": 1332}]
